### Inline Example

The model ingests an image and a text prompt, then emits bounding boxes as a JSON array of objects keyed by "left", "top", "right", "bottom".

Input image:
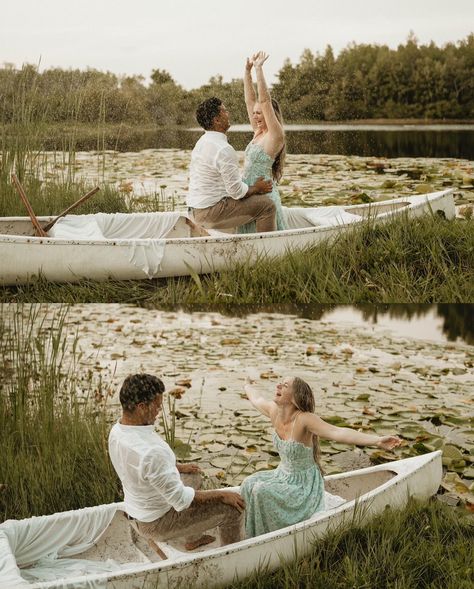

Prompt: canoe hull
[
  {"left": 0, "top": 452, "right": 441, "bottom": 589},
  {"left": 0, "top": 190, "right": 455, "bottom": 285}
]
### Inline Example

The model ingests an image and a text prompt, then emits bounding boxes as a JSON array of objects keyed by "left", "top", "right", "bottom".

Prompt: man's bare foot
[{"left": 184, "top": 534, "right": 216, "bottom": 551}]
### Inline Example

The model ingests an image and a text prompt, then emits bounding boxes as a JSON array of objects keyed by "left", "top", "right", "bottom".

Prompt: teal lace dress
[
  {"left": 240, "top": 431, "right": 325, "bottom": 538},
  {"left": 238, "top": 143, "right": 286, "bottom": 233}
]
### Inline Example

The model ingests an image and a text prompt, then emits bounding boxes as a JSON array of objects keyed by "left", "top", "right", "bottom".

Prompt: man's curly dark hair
[
  {"left": 119, "top": 373, "right": 165, "bottom": 412},
  {"left": 196, "top": 97, "right": 223, "bottom": 130}
]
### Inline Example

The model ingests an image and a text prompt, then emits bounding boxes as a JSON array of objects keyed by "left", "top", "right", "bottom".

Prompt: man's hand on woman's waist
[{"left": 246, "top": 176, "right": 273, "bottom": 197}]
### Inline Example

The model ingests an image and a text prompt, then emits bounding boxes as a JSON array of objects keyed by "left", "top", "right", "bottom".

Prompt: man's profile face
[
  {"left": 139, "top": 393, "right": 163, "bottom": 425},
  {"left": 214, "top": 104, "right": 230, "bottom": 132}
]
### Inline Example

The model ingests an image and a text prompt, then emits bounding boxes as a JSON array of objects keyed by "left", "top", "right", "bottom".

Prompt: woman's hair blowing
[
  {"left": 270, "top": 98, "right": 286, "bottom": 183},
  {"left": 291, "top": 377, "right": 323, "bottom": 473}
]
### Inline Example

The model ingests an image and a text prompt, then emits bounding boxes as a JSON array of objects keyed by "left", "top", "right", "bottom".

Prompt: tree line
[{"left": 1, "top": 34, "right": 472, "bottom": 126}]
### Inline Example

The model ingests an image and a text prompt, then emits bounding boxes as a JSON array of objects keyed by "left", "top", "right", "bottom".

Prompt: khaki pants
[
  {"left": 135, "top": 473, "right": 244, "bottom": 546},
  {"left": 192, "top": 194, "right": 276, "bottom": 232}
]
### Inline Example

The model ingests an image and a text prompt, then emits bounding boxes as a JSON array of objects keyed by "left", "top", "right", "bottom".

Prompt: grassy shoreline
[{"left": 230, "top": 499, "right": 474, "bottom": 589}]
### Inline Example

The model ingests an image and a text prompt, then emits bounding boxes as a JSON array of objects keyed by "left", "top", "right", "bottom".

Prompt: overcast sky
[{"left": 1, "top": 0, "right": 472, "bottom": 88}]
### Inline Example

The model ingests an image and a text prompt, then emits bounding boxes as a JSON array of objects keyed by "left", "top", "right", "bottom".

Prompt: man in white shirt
[
  {"left": 108, "top": 373, "right": 244, "bottom": 550},
  {"left": 187, "top": 97, "right": 276, "bottom": 231}
]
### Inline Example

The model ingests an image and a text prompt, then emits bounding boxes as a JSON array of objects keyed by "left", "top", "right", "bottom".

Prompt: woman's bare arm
[
  {"left": 244, "top": 383, "right": 276, "bottom": 418},
  {"left": 253, "top": 51, "right": 284, "bottom": 155},
  {"left": 244, "top": 58, "right": 258, "bottom": 132},
  {"left": 301, "top": 413, "right": 401, "bottom": 450}
]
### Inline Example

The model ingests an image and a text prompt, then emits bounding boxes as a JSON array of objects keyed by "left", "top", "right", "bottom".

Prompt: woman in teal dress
[
  {"left": 238, "top": 51, "right": 286, "bottom": 233},
  {"left": 240, "top": 376, "right": 401, "bottom": 538}
]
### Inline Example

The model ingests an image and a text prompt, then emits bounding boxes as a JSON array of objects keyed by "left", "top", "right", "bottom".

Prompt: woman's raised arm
[
  {"left": 244, "top": 57, "right": 258, "bottom": 132},
  {"left": 301, "top": 412, "right": 401, "bottom": 450},
  {"left": 244, "top": 383, "right": 276, "bottom": 418},
  {"left": 253, "top": 51, "right": 284, "bottom": 146}
]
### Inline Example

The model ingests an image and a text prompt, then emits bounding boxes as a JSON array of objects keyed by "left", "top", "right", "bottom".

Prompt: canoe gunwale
[{"left": 0, "top": 190, "right": 454, "bottom": 248}]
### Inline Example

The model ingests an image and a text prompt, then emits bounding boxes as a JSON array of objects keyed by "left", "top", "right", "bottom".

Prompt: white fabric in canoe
[
  {"left": 48, "top": 212, "right": 182, "bottom": 240},
  {"left": 20, "top": 556, "right": 123, "bottom": 587},
  {"left": 323, "top": 491, "right": 346, "bottom": 510},
  {"left": 96, "top": 212, "right": 184, "bottom": 279},
  {"left": 0, "top": 503, "right": 121, "bottom": 588},
  {"left": 48, "top": 214, "right": 104, "bottom": 240},
  {"left": 48, "top": 212, "right": 185, "bottom": 279},
  {"left": 282, "top": 206, "right": 361, "bottom": 229}
]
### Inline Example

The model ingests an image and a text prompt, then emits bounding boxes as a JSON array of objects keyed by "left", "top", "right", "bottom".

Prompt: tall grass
[
  {"left": 0, "top": 65, "right": 130, "bottom": 218},
  {"left": 231, "top": 499, "right": 474, "bottom": 589},
  {"left": 3, "top": 215, "right": 473, "bottom": 303},
  {"left": 0, "top": 305, "right": 121, "bottom": 521}
]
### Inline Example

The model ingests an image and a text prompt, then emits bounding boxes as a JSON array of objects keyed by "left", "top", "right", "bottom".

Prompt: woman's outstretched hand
[
  {"left": 376, "top": 436, "right": 402, "bottom": 451},
  {"left": 252, "top": 51, "right": 269, "bottom": 68},
  {"left": 245, "top": 57, "right": 253, "bottom": 72}
]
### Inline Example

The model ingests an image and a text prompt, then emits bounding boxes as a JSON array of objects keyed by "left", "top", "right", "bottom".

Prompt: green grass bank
[{"left": 230, "top": 499, "right": 474, "bottom": 589}]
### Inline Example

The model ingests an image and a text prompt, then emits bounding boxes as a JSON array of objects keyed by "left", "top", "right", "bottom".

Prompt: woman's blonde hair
[
  {"left": 291, "top": 377, "right": 323, "bottom": 473},
  {"left": 270, "top": 98, "right": 286, "bottom": 183}
]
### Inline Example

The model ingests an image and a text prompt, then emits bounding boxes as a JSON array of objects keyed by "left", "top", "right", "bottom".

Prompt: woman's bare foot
[{"left": 184, "top": 534, "right": 216, "bottom": 551}]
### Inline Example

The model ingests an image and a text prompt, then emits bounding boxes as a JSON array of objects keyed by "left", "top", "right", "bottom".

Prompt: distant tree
[
  {"left": 150, "top": 69, "right": 176, "bottom": 86},
  {"left": 1, "top": 34, "right": 472, "bottom": 127}
]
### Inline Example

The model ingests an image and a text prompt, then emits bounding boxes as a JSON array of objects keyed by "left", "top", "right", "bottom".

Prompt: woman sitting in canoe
[
  {"left": 238, "top": 51, "right": 287, "bottom": 233},
  {"left": 241, "top": 376, "right": 401, "bottom": 537}
]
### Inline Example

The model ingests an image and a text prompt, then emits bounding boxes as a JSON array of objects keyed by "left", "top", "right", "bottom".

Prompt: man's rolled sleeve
[
  {"left": 216, "top": 145, "right": 248, "bottom": 200},
  {"left": 142, "top": 451, "right": 195, "bottom": 512}
]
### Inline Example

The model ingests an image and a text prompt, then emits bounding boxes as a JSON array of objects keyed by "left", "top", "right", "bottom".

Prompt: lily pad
[
  {"left": 210, "top": 456, "right": 232, "bottom": 469},
  {"left": 355, "top": 393, "right": 370, "bottom": 401},
  {"left": 443, "top": 445, "right": 465, "bottom": 462}
]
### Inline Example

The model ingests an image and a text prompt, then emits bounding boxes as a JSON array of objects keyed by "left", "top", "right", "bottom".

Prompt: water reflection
[
  {"left": 162, "top": 304, "right": 474, "bottom": 345},
  {"left": 281, "top": 130, "right": 474, "bottom": 159},
  {"left": 47, "top": 127, "right": 474, "bottom": 159}
]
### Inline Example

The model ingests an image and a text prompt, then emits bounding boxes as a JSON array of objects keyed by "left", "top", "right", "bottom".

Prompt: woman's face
[
  {"left": 252, "top": 103, "right": 267, "bottom": 130},
  {"left": 274, "top": 377, "right": 295, "bottom": 406}
]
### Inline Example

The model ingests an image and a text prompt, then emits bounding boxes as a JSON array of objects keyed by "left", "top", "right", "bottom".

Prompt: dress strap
[{"left": 290, "top": 411, "right": 301, "bottom": 440}]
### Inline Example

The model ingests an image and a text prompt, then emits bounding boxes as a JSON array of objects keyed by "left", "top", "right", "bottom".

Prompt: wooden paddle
[
  {"left": 42, "top": 186, "right": 100, "bottom": 232},
  {"left": 12, "top": 174, "right": 100, "bottom": 236},
  {"left": 11, "top": 174, "right": 48, "bottom": 237}
]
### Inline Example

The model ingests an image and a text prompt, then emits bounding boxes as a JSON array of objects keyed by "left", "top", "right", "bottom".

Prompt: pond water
[
  {"left": 3, "top": 304, "right": 472, "bottom": 500},
  {"left": 173, "top": 304, "right": 474, "bottom": 346},
  {"left": 86, "top": 124, "right": 474, "bottom": 159}
]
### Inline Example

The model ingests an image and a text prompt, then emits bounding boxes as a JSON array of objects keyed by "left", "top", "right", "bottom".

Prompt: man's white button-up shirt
[
  {"left": 187, "top": 131, "right": 249, "bottom": 209},
  {"left": 108, "top": 422, "right": 195, "bottom": 521}
]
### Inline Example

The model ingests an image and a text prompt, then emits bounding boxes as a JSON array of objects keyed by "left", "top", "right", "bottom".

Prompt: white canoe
[
  {"left": 0, "top": 451, "right": 442, "bottom": 589},
  {"left": 0, "top": 190, "right": 454, "bottom": 285}
]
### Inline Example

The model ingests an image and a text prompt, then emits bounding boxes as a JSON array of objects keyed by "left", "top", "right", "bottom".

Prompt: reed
[
  {"left": 0, "top": 65, "right": 130, "bottom": 219},
  {"left": 0, "top": 304, "right": 121, "bottom": 521}
]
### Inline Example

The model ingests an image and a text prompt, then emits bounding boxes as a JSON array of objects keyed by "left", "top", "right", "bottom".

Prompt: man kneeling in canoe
[
  {"left": 109, "top": 373, "right": 244, "bottom": 553},
  {"left": 187, "top": 97, "right": 276, "bottom": 232}
]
